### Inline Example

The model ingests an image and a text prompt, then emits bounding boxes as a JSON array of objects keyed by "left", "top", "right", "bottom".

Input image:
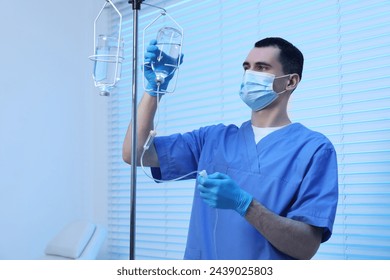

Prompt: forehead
[{"left": 245, "top": 46, "right": 282, "bottom": 68}]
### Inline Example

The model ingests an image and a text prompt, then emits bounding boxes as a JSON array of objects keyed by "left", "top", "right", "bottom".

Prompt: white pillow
[{"left": 45, "top": 221, "right": 96, "bottom": 259}]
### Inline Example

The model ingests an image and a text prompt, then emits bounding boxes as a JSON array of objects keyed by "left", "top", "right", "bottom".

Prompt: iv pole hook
[{"left": 129, "top": 0, "right": 143, "bottom": 10}]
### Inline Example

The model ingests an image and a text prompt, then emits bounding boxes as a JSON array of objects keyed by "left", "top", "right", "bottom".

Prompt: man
[{"left": 123, "top": 37, "right": 338, "bottom": 260}]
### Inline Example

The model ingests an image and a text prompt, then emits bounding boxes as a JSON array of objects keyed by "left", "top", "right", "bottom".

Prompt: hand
[
  {"left": 197, "top": 172, "right": 253, "bottom": 216},
  {"left": 144, "top": 39, "right": 184, "bottom": 96}
]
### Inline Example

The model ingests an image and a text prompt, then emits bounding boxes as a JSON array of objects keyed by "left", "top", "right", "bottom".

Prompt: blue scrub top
[{"left": 151, "top": 121, "right": 338, "bottom": 260}]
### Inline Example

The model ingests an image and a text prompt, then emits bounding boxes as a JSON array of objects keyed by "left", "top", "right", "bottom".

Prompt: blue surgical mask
[{"left": 239, "top": 70, "right": 290, "bottom": 111}]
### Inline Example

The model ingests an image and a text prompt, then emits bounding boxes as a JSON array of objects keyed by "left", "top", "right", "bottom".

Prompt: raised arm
[
  {"left": 122, "top": 92, "right": 160, "bottom": 167},
  {"left": 122, "top": 39, "right": 183, "bottom": 167}
]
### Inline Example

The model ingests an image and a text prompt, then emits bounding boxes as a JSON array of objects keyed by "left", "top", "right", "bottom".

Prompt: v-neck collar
[{"left": 241, "top": 121, "right": 301, "bottom": 173}]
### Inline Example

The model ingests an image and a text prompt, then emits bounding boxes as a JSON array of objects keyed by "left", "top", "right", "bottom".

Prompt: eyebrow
[{"left": 242, "top": 61, "right": 273, "bottom": 68}]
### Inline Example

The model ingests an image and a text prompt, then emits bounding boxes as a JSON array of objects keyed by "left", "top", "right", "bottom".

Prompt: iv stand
[{"left": 129, "top": 0, "right": 143, "bottom": 261}]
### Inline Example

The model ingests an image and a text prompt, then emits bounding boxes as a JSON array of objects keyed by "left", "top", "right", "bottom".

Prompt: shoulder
[
  {"left": 287, "top": 123, "right": 336, "bottom": 158},
  {"left": 292, "top": 123, "right": 334, "bottom": 145},
  {"left": 197, "top": 122, "right": 240, "bottom": 136},
  {"left": 159, "top": 123, "right": 240, "bottom": 144}
]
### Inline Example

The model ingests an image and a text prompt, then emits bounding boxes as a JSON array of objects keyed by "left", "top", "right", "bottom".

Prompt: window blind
[{"left": 107, "top": 0, "right": 390, "bottom": 260}]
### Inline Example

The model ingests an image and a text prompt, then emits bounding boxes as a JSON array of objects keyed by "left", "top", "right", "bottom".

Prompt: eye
[{"left": 255, "top": 65, "right": 268, "bottom": 71}]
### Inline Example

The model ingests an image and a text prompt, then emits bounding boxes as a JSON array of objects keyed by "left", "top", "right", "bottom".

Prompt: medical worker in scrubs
[{"left": 123, "top": 37, "right": 338, "bottom": 260}]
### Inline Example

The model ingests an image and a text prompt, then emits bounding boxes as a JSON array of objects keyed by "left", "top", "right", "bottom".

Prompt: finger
[
  {"left": 207, "top": 172, "right": 228, "bottom": 180},
  {"left": 149, "top": 39, "right": 158, "bottom": 45},
  {"left": 197, "top": 184, "right": 209, "bottom": 194},
  {"left": 198, "top": 178, "right": 215, "bottom": 189},
  {"left": 197, "top": 175, "right": 206, "bottom": 185},
  {"left": 145, "top": 52, "right": 157, "bottom": 62},
  {"left": 199, "top": 191, "right": 209, "bottom": 200},
  {"left": 147, "top": 45, "right": 159, "bottom": 53}
]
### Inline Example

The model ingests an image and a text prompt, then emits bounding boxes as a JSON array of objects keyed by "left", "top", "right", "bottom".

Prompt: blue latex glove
[
  {"left": 197, "top": 172, "right": 253, "bottom": 216},
  {"left": 144, "top": 39, "right": 183, "bottom": 96}
]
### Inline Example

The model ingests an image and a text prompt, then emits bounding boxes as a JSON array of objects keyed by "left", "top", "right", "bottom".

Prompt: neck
[{"left": 251, "top": 106, "right": 291, "bottom": 128}]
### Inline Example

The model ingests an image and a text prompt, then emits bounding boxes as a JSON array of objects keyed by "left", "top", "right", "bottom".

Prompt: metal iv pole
[{"left": 129, "top": 0, "right": 143, "bottom": 261}]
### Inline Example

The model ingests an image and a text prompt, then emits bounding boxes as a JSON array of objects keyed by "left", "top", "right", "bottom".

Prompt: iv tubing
[
  {"left": 140, "top": 147, "right": 200, "bottom": 183},
  {"left": 140, "top": 84, "right": 202, "bottom": 182}
]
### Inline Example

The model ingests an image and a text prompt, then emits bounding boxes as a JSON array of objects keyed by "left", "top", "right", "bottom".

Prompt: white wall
[{"left": 0, "top": 1, "right": 108, "bottom": 259}]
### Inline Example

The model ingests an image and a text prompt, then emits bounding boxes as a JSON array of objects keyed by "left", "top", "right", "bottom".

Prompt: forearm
[
  {"left": 245, "top": 199, "right": 322, "bottom": 260},
  {"left": 122, "top": 92, "right": 160, "bottom": 166}
]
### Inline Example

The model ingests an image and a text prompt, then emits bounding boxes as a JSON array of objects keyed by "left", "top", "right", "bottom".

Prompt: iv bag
[
  {"left": 92, "top": 35, "right": 124, "bottom": 96},
  {"left": 143, "top": 11, "right": 183, "bottom": 94},
  {"left": 152, "top": 27, "right": 182, "bottom": 85},
  {"left": 89, "top": 0, "right": 123, "bottom": 96}
]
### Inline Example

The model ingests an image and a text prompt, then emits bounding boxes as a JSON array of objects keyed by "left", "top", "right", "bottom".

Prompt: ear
[{"left": 286, "top": 73, "right": 300, "bottom": 91}]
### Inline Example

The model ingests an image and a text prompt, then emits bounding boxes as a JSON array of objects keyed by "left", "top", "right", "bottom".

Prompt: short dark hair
[{"left": 254, "top": 37, "right": 304, "bottom": 80}]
